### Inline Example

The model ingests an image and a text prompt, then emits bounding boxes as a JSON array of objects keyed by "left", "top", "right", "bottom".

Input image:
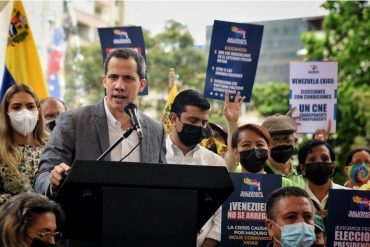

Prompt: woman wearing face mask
[
  {"left": 297, "top": 140, "right": 347, "bottom": 224},
  {"left": 231, "top": 123, "right": 294, "bottom": 187},
  {"left": 0, "top": 192, "right": 65, "bottom": 247},
  {"left": 0, "top": 84, "right": 49, "bottom": 205},
  {"left": 343, "top": 148, "right": 370, "bottom": 190}
]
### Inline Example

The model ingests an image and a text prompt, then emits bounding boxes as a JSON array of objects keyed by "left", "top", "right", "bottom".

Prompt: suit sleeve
[
  {"left": 34, "top": 112, "right": 76, "bottom": 195},
  {"left": 158, "top": 123, "right": 167, "bottom": 164}
]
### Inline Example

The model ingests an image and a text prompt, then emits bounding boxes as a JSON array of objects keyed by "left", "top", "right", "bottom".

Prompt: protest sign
[
  {"left": 98, "top": 26, "right": 148, "bottom": 95},
  {"left": 289, "top": 61, "right": 338, "bottom": 133},
  {"left": 326, "top": 189, "right": 370, "bottom": 247},
  {"left": 204, "top": 20, "right": 263, "bottom": 102},
  {"left": 221, "top": 173, "right": 281, "bottom": 246}
]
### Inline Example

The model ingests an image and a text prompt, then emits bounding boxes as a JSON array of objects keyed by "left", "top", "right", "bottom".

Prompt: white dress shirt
[
  {"left": 104, "top": 98, "right": 140, "bottom": 162},
  {"left": 166, "top": 137, "right": 226, "bottom": 247}
]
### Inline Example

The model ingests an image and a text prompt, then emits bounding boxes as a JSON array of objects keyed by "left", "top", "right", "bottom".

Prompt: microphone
[{"left": 124, "top": 102, "right": 143, "bottom": 140}]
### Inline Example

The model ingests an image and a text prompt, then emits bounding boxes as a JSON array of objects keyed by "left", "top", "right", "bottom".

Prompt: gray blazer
[{"left": 34, "top": 99, "right": 167, "bottom": 194}]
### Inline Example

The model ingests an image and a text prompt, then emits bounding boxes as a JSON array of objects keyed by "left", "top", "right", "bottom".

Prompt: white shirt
[
  {"left": 305, "top": 180, "right": 348, "bottom": 213},
  {"left": 166, "top": 137, "right": 226, "bottom": 247},
  {"left": 104, "top": 98, "right": 140, "bottom": 162}
]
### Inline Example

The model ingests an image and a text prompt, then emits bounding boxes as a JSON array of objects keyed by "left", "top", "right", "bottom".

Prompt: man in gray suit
[{"left": 34, "top": 48, "right": 166, "bottom": 195}]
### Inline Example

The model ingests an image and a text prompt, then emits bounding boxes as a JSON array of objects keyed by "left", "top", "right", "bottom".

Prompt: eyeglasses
[{"left": 38, "top": 231, "right": 63, "bottom": 242}]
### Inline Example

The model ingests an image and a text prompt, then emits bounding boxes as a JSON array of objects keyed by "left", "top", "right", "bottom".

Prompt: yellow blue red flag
[
  {"left": 161, "top": 85, "right": 178, "bottom": 135},
  {"left": 1, "top": 1, "right": 48, "bottom": 100}
]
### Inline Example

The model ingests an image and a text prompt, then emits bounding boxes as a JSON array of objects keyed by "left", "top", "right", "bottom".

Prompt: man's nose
[
  {"left": 115, "top": 77, "right": 126, "bottom": 90},
  {"left": 48, "top": 236, "right": 56, "bottom": 244},
  {"left": 296, "top": 215, "right": 305, "bottom": 223}
]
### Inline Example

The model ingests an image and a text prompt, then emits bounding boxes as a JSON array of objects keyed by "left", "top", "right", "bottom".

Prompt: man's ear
[
  {"left": 102, "top": 75, "right": 106, "bottom": 87},
  {"left": 169, "top": 112, "right": 177, "bottom": 124},
  {"left": 265, "top": 219, "right": 275, "bottom": 238},
  {"left": 139, "top": 79, "right": 147, "bottom": 92},
  {"left": 332, "top": 162, "right": 337, "bottom": 169}
]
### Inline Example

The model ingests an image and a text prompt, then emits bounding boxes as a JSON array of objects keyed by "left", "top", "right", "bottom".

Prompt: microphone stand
[{"left": 97, "top": 126, "right": 134, "bottom": 161}]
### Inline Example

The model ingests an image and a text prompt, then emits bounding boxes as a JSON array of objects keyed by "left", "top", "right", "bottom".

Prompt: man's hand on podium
[{"left": 49, "top": 163, "right": 70, "bottom": 189}]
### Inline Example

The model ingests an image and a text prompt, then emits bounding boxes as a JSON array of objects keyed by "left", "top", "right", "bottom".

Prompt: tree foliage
[
  {"left": 301, "top": 1, "right": 370, "bottom": 173},
  {"left": 145, "top": 20, "right": 207, "bottom": 91},
  {"left": 252, "top": 82, "right": 290, "bottom": 117},
  {"left": 64, "top": 45, "right": 104, "bottom": 108}
]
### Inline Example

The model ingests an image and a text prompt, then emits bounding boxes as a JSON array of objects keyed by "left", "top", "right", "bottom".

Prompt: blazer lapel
[
  {"left": 95, "top": 100, "right": 111, "bottom": 161},
  {"left": 139, "top": 112, "right": 149, "bottom": 163}
]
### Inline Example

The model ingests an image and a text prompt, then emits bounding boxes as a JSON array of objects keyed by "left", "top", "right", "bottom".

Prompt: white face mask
[{"left": 8, "top": 109, "right": 39, "bottom": 136}]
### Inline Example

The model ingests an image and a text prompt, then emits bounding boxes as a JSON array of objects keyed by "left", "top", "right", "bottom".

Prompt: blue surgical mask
[{"left": 275, "top": 221, "right": 316, "bottom": 247}]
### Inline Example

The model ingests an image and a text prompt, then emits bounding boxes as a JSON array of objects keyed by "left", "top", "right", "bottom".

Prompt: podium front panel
[{"left": 102, "top": 187, "right": 197, "bottom": 247}]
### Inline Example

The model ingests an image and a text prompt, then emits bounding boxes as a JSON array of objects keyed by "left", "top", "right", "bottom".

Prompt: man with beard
[{"left": 262, "top": 114, "right": 305, "bottom": 188}]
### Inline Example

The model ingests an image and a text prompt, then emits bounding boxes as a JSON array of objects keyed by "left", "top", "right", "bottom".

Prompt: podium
[{"left": 53, "top": 160, "right": 234, "bottom": 247}]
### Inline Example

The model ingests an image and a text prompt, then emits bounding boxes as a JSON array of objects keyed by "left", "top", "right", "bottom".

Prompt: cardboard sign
[
  {"left": 326, "top": 189, "right": 370, "bottom": 247},
  {"left": 205, "top": 20, "right": 263, "bottom": 102},
  {"left": 221, "top": 173, "right": 281, "bottom": 246},
  {"left": 289, "top": 61, "right": 338, "bottom": 133}
]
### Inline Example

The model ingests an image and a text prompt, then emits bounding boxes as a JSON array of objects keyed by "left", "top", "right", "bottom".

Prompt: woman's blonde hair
[{"left": 0, "top": 84, "right": 49, "bottom": 175}]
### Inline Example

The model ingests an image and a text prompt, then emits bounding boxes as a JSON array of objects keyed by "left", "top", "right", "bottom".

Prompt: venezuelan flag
[
  {"left": 0, "top": 1, "right": 48, "bottom": 100},
  {"left": 161, "top": 84, "right": 178, "bottom": 135}
]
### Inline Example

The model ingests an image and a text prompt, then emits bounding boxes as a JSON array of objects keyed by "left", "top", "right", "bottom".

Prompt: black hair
[
  {"left": 104, "top": 48, "right": 146, "bottom": 79},
  {"left": 170, "top": 89, "right": 210, "bottom": 116},
  {"left": 0, "top": 193, "right": 65, "bottom": 247},
  {"left": 297, "top": 139, "right": 336, "bottom": 174},
  {"left": 266, "top": 186, "right": 311, "bottom": 221},
  {"left": 344, "top": 147, "right": 370, "bottom": 166},
  {"left": 231, "top": 123, "right": 271, "bottom": 149},
  {"left": 298, "top": 139, "right": 335, "bottom": 165}
]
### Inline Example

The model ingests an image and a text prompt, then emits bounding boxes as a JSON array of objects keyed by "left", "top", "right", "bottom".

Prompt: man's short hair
[
  {"left": 40, "top": 97, "right": 67, "bottom": 111},
  {"left": 266, "top": 186, "right": 312, "bottom": 221},
  {"left": 171, "top": 89, "right": 210, "bottom": 116},
  {"left": 104, "top": 48, "right": 146, "bottom": 79}
]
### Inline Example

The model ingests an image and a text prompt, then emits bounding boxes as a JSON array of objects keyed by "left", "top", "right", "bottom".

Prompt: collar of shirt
[
  {"left": 103, "top": 97, "right": 140, "bottom": 162},
  {"left": 104, "top": 97, "right": 123, "bottom": 130},
  {"left": 305, "top": 180, "right": 337, "bottom": 210},
  {"left": 166, "top": 136, "right": 200, "bottom": 158},
  {"left": 266, "top": 157, "right": 300, "bottom": 176}
]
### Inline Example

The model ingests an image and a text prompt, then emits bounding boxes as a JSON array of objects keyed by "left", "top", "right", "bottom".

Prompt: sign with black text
[
  {"left": 204, "top": 20, "right": 263, "bottom": 102},
  {"left": 289, "top": 62, "right": 338, "bottom": 133},
  {"left": 221, "top": 173, "right": 281, "bottom": 246},
  {"left": 326, "top": 189, "right": 370, "bottom": 247}
]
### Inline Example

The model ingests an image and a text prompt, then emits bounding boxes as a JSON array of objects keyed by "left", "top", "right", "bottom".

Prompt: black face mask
[
  {"left": 46, "top": 120, "right": 56, "bottom": 131},
  {"left": 177, "top": 122, "right": 205, "bottom": 147},
  {"left": 31, "top": 238, "right": 56, "bottom": 247},
  {"left": 239, "top": 149, "right": 269, "bottom": 173},
  {"left": 270, "top": 145, "right": 295, "bottom": 164},
  {"left": 304, "top": 162, "right": 333, "bottom": 185}
]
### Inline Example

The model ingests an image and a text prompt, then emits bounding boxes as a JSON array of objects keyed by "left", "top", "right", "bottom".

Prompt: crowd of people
[{"left": 0, "top": 48, "right": 369, "bottom": 247}]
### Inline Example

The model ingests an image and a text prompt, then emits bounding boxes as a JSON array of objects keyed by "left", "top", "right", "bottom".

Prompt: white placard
[{"left": 290, "top": 61, "right": 338, "bottom": 133}]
